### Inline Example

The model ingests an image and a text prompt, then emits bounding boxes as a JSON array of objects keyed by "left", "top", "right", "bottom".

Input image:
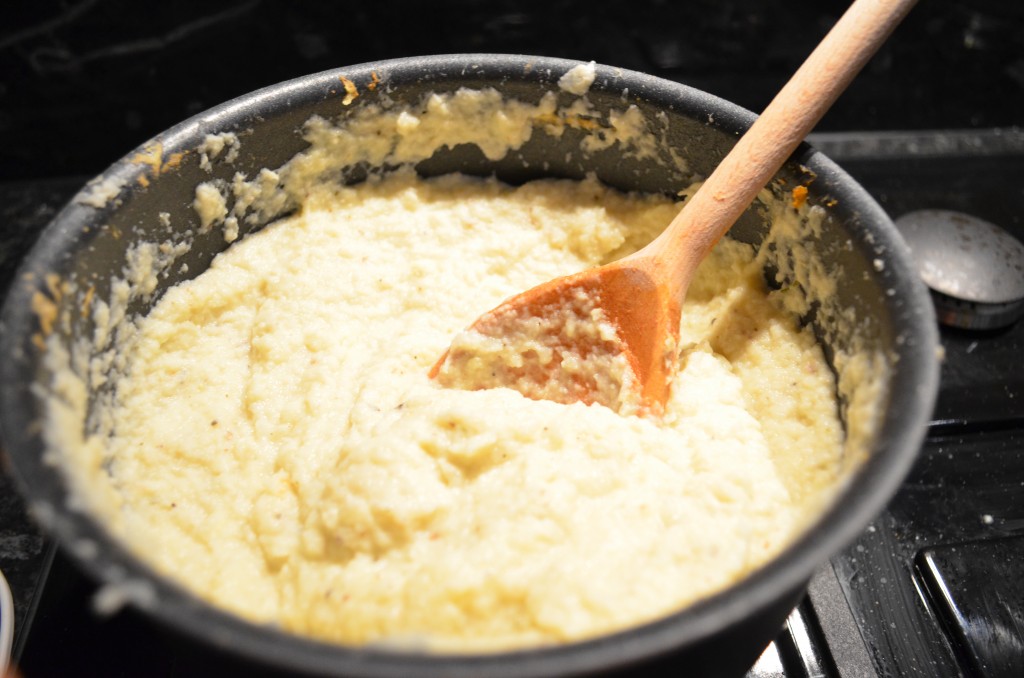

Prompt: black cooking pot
[{"left": 0, "top": 55, "right": 938, "bottom": 677}]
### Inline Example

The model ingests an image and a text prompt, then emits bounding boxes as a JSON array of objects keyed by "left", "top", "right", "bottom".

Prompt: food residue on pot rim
[
  {"left": 75, "top": 175, "right": 128, "bottom": 209},
  {"left": 32, "top": 62, "right": 890, "bottom": 652},
  {"left": 198, "top": 132, "right": 241, "bottom": 173},
  {"left": 558, "top": 61, "right": 597, "bottom": 95}
]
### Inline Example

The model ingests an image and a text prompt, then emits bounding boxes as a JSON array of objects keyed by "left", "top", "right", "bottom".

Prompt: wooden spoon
[{"left": 431, "top": 0, "right": 917, "bottom": 415}]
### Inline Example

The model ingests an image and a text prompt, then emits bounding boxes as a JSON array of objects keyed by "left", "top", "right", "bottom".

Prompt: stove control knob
[{"left": 894, "top": 209, "right": 1024, "bottom": 330}]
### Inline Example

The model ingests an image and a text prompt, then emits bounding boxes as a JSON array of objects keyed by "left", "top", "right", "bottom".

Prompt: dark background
[{"left": 1, "top": 0, "right": 1022, "bottom": 183}]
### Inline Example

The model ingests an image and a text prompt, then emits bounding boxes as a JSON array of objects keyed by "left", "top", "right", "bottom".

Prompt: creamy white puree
[
  {"left": 558, "top": 61, "right": 597, "bottom": 95},
  {"left": 81, "top": 169, "right": 841, "bottom": 650},
  {"left": 197, "top": 132, "right": 241, "bottom": 173}
]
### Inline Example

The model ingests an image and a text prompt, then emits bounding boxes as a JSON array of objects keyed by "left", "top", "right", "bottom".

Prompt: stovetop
[{"left": 1, "top": 129, "right": 1023, "bottom": 677}]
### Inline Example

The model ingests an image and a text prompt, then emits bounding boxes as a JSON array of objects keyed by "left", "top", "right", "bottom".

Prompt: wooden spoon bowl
[{"left": 432, "top": 0, "right": 918, "bottom": 414}]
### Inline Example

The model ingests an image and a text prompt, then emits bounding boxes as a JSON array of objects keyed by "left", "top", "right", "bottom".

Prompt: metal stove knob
[{"left": 894, "top": 209, "right": 1024, "bottom": 330}]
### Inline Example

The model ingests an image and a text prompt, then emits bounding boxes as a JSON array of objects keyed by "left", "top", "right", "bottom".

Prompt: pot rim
[{"left": 0, "top": 53, "right": 939, "bottom": 677}]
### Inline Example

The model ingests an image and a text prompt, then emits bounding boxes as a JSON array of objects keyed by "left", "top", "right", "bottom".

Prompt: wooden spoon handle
[{"left": 648, "top": 0, "right": 918, "bottom": 299}]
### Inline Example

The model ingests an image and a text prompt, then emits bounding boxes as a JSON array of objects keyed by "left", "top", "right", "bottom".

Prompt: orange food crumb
[
  {"left": 81, "top": 286, "right": 96, "bottom": 319},
  {"left": 339, "top": 76, "right": 359, "bottom": 105},
  {"left": 791, "top": 185, "right": 808, "bottom": 209}
]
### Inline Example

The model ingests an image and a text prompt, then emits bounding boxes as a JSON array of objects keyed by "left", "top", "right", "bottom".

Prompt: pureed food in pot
[{"left": 40, "top": 66, "right": 886, "bottom": 652}]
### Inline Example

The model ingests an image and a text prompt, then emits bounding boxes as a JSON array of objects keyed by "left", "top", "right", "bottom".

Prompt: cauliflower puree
[{"left": 90, "top": 166, "right": 842, "bottom": 651}]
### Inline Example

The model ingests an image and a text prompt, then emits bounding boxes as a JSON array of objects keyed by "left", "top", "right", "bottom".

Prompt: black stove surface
[
  {"left": 807, "top": 132, "right": 1024, "bottom": 678},
  {"left": 1, "top": 132, "right": 1023, "bottom": 676}
]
